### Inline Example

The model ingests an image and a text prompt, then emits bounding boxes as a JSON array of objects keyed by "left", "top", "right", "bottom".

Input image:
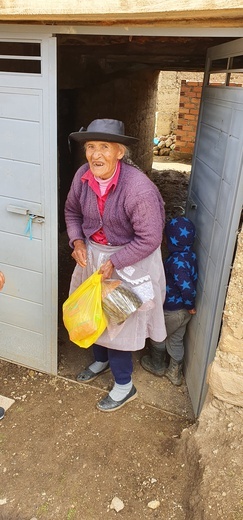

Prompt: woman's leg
[
  {"left": 108, "top": 349, "right": 133, "bottom": 384},
  {"left": 93, "top": 344, "right": 109, "bottom": 363},
  {"left": 97, "top": 350, "right": 137, "bottom": 411},
  {"left": 76, "top": 344, "right": 109, "bottom": 382}
]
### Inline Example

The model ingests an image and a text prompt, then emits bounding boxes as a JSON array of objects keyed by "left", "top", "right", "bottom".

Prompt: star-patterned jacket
[{"left": 163, "top": 217, "right": 198, "bottom": 311}]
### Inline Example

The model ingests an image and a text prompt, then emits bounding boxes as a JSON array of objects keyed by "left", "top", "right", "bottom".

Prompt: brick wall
[
  {"left": 175, "top": 80, "right": 202, "bottom": 157},
  {"left": 174, "top": 80, "right": 242, "bottom": 158}
]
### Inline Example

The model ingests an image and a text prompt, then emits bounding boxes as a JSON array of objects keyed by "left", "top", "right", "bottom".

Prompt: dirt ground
[{"left": 0, "top": 161, "right": 242, "bottom": 520}]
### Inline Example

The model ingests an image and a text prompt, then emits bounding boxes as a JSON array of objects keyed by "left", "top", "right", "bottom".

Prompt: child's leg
[
  {"left": 140, "top": 338, "right": 167, "bottom": 376},
  {"left": 164, "top": 310, "right": 192, "bottom": 385},
  {"left": 164, "top": 309, "right": 191, "bottom": 361}
]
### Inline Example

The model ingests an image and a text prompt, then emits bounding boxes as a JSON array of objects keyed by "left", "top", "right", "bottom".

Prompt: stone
[
  {"left": 158, "top": 141, "right": 166, "bottom": 149},
  {"left": 159, "top": 148, "right": 170, "bottom": 156},
  {"left": 110, "top": 496, "right": 125, "bottom": 512},
  {"left": 148, "top": 500, "right": 160, "bottom": 509},
  {"left": 219, "top": 326, "right": 243, "bottom": 359},
  {"left": 165, "top": 137, "right": 173, "bottom": 147},
  {"left": 208, "top": 358, "right": 243, "bottom": 407}
]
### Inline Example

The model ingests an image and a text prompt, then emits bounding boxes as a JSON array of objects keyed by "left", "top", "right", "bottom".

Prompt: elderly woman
[{"left": 65, "top": 119, "right": 166, "bottom": 412}]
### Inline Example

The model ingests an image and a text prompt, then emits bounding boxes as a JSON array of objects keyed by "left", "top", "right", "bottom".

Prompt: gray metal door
[
  {"left": 0, "top": 31, "right": 58, "bottom": 373},
  {"left": 185, "top": 38, "right": 243, "bottom": 416}
]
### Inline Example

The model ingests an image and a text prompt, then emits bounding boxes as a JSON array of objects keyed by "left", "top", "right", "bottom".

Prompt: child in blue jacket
[{"left": 141, "top": 216, "right": 198, "bottom": 385}]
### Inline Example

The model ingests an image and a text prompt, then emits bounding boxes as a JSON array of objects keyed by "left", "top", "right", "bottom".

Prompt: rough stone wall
[
  {"left": 58, "top": 43, "right": 159, "bottom": 173},
  {"left": 74, "top": 69, "right": 159, "bottom": 173},
  {"left": 207, "top": 224, "right": 243, "bottom": 407},
  {"left": 58, "top": 65, "right": 159, "bottom": 229}
]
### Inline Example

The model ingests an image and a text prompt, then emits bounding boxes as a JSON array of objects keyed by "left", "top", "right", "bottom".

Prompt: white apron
[{"left": 69, "top": 240, "right": 166, "bottom": 351}]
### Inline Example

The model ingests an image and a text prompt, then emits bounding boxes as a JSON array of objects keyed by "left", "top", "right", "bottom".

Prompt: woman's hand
[
  {"left": 0, "top": 272, "right": 5, "bottom": 291},
  {"left": 99, "top": 260, "right": 114, "bottom": 281},
  {"left": 71, "top": 240, "right": 87, "bottom": 267}
]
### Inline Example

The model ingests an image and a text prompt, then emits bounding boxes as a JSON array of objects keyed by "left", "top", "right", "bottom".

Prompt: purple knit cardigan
[{"left": 64, "top": 160, "right": 165, "bottom": 270}]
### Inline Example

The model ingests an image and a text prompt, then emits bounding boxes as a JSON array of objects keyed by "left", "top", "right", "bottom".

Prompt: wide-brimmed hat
[{"left": 68, "top": 119, "right": 139, "bottom": 145}]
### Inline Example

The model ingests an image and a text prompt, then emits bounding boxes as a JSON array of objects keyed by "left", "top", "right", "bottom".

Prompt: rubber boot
[
  {"left": 165, "top": 357, "right": 183, "bottom": 386},
  {"left": 140, "top": 345, "right": 167, "bottom": 376}
]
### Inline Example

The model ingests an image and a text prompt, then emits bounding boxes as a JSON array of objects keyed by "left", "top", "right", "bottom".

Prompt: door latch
[{"left": 30, "top": 215, "right": 45, "bottom": 224}]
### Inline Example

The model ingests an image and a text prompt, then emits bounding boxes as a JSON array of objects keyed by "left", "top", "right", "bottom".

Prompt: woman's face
[{"left": 85, "top": 141, "right": 125, "bottom": 179}]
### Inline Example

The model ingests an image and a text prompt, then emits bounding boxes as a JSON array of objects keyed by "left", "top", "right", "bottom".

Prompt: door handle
[
  {"left": 7, "top": 205, "right": 45, "bottom": 223},
  {"left": 7, "top": 205, "right": 29, "bottom": 215}
]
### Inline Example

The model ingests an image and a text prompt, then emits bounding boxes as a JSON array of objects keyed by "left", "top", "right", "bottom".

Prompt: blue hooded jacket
[{"left": 163, "top": 216, "right": 198, "bottom": 311}]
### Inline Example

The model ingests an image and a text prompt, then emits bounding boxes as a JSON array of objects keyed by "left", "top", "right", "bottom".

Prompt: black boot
[
  {"left": 165, "top": 358, "right": 183, "bottom": 386},
  {"left": 140, "top": 344, "right": 167, "bottom": 376}
]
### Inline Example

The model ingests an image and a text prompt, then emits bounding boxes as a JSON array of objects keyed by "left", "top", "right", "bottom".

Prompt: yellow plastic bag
[{"left": 63, "top": 271, "right": 107, "bottom": 348}]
